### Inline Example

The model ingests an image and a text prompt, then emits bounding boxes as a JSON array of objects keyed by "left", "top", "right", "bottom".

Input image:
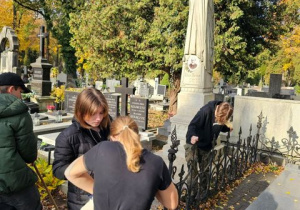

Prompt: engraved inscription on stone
[
  {"left": 104, "top": 93, "right": 120, "bottom": 119},
  {"left": 64, "top": 91, "right": 80, "bottom": 113},
  {"left": 130, "top": 97, "right": 149, "bottom": 130}
]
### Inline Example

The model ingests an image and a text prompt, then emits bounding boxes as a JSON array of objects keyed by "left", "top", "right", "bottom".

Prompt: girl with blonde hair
[{"left": 65, "top": 116, "right": 178, "bottom": 210}]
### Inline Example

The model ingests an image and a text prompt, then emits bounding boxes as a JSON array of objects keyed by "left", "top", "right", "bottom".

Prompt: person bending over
[
  {"left": 185, "top": 101, "right": 233, "bottom": 168},
  {"left": 65, "top": 116, "right": 178, "bottom": 210}
]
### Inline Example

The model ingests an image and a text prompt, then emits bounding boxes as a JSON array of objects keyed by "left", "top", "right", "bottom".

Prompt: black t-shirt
[{"left": 84, "top": 141, "right": 172, "bottom": 210}]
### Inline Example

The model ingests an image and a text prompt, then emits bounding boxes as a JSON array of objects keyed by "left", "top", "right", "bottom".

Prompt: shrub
[{"left": 29, "top": 158, "right": 65, "bottom": 200}]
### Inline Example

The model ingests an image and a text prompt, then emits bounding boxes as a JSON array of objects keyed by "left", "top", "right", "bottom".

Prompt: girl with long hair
[
  {"left": 53, "top": 88, "right": 111, "bottom": 210},
  {"left": 65, "top": 116, "right": 178, "bottom": 210}
]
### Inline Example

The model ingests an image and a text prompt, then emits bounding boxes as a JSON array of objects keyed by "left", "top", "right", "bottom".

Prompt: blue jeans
[{"left": 0, "top": 184, "right": 42, "bottom": 210}]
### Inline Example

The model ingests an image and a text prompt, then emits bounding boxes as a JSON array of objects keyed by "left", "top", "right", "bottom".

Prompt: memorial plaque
[
  {"left": 157, "top": 84, "right": 166, "bottom": 96},
  {"left": 33, "top": 67, "right": 50, "bottom": 80},
  {"left": 104, "top": 93, "right": 120, "bottom": 119},
  {"left": 64, "top": 91, "right": 80, "bottom": 113},
  {"left": 130, "top": 97, "right": 149, "bottom": 131},
  {"left": 269, "top": 74, "right": 282, "bottom": 97}
]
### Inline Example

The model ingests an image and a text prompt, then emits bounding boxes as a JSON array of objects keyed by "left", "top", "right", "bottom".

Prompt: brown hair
[
  {"left": 74, "top": 88, "right": 110, "bottom": 129},
  {"left": 215, "top": 102, "right": 233, "bottom": 124},
  {"left": 110, "top": 116, "right": 143, "bottom": 173}
]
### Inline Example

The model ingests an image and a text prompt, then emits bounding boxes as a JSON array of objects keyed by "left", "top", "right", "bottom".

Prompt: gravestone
[
  {"left": 64, "top": 90, "right": 81, "bottom": 113},
  {"left": 269, "top": 74, "right": 282, "bottom": 98},
  {"left": 57, "top": 72, "right": 67, "bottom": 85},
  {"left": 0, "top": 26, "right": 20, "bottom": 74},
  {"left": 30, "top": 26, "right": 52, "bottom": 96},
  {"left": 214, "top": 93, "right": 224, "bottom": 101},
  {"left": 248, "top": 91, "right": 269, "bottom": 98},
  {"left": 154, "top": 78, "right": 159, "bottom": 95},
  {"left": 115, "top": 78, "right": 135, "bottom": 116},
  {"left": 103, "top": 93, "right": 120, "bottom": 119},
  {"left": 157, "top": 84, "right": 166, "bottom": 96},
  {"left": 280, "top": 87, "right": 295, "bottom": 96},
  {"left": 95, "top": 81, "right": 103, "bottom": 91},
  {"left": 130, "top": 97, "right": 149, "bottom": 131},
  {"left": 106, "top": 79, "right": 120, "bottom": 92},
  {"left": 157, "top": 119, "right": 171, "bottom": 137},
  {"left": 139, "top": 82, "right": 151, "bottom": 98}
]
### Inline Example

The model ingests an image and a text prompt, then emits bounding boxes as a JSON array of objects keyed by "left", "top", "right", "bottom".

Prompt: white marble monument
[
  {"left": 0, "top": 26, "right": 19, "bottom": 74},
  {"left": 163, "top": 0, "right": 215, "bottom": 158}
]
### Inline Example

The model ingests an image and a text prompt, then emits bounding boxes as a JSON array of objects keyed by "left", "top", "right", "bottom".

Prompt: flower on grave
[
  {"left": 47, "top": 105, "right": 55, "bottom": 111},
  {"left": 51, "top": 85, "right": 65, "bottom": 103},
  {"left": 50, "top": 67, "right": 59, "bottom": 78}
]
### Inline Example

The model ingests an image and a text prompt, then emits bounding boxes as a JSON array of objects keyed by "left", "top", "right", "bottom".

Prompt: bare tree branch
[{"left": 13, "top": 0, "right": 45, "bottom": 18}]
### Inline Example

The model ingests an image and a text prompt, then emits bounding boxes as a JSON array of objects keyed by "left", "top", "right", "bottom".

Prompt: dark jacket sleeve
[
  {"left": 186, "top": 109, "right": 206, "bottom": 144},
  {"left": 221, "top": 125, "right": 230, "bottom": 132},
  {"left": 52, "top": 132, "right": 76, "bottom": 180},
  {"left": 15, "top": 112, "right": 37, "bottom": 163}
]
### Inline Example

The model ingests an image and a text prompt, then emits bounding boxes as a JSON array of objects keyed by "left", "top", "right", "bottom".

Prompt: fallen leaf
[{"left": 286, "top": 192, "right": 291, "bottom": 195}]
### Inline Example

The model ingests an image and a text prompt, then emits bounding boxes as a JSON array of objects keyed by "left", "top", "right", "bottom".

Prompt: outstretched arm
[
  {"left": 156, "top": 182, "right": 178, "bottom": 210},
  {"left": 64, "top": 156, "right": 94, "bottom": 194}
]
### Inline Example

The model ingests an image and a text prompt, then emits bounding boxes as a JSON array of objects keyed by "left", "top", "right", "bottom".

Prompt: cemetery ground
[
  {"left": 41, "top": 161, "right": 284, "bottom": 210},
  {"left": 38, "top": 110, "right": 285, "bottom": 210}
]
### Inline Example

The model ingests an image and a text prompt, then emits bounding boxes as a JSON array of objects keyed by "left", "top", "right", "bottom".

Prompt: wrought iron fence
[{"left": 167, "top": 112, "right": 300, "bottom": 209}]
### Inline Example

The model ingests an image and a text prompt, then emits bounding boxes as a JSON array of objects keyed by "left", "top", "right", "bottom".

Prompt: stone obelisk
[{"left": 163, "top": 0, "right": 215, "bottom": 158}]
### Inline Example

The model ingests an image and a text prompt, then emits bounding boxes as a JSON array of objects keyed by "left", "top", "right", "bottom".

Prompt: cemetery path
[{"left": 219, "top": 172, "right": 278, "bottom": 210}]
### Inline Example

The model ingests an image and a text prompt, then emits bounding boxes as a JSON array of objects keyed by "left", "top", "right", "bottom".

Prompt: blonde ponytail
[{"left": 110, "top": 116, "right": 143, "bottom": 172}]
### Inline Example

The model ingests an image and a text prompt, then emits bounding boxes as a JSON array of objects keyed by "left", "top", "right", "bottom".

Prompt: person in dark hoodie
[
  {"left": 185, "top": 101, "right": 233, "bottom": 168},
  {"left": 0, "top": 72, "right": 42, "bottom": 210},
  {"left": 52, "top": 87, "right": 111, "bottom": 210}
]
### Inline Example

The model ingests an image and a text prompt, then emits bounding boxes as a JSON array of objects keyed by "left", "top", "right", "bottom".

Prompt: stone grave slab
[
  {"left": 64, "top": 90, "right": 81, "bottom": 113},
  {"left": 103, "top": 93, "right": 120, "bottom": 119},
  {"left": 247, "top": 163, "right": 300, "bottom": 210},
  {"left": 57, "top": 72, "right": 67, "bottom": 84},
  {"left": 106, "top": 79, "right": 120, "bottom": 92},
  {"left": 130, "top": 97, "right": 149, "bottom": 131},
  {"left": 269, "top": 74, "right": 282, "bottom": 97},
  {"left": 33, "top": 121, "right": 71, "bottom": 135}
]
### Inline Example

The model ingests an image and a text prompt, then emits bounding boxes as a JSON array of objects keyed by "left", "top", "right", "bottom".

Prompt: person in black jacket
[
  {"left": 64, "top": 116, "right": 178, "bottom": 210},
  {"left": 53, "top": 88, "right": 111, "bottom": 210},
  {"left": 185, "top": 101, "right": 233, "bottom": 168}
]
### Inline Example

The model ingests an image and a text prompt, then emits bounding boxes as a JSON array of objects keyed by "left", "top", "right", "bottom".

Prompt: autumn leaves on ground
[{"left": 41, "top": 112, "right": 284, "bottom": 209}]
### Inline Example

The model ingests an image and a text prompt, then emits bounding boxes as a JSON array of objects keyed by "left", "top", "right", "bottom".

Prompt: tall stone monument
[
  {"left": 30, "top": 26, "right": 52, "bottom": 96},
  {"left": 163, "top": 0, "right": 215, "bottom": 157},
  {"left": 30, "top": 26, "right": 55, "bottom": 111},
  {"left": 0, "top": 26, "right": 20, "bottom": 74}
]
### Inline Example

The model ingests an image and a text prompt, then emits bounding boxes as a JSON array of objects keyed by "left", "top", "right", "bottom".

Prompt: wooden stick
[{"left": 33, "top": 163, "right": 59, "bottom": 210}]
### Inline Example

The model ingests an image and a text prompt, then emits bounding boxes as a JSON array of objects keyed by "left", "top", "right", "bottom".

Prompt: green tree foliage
[
  {"left": 214, "top": 0, "right": 284, "bottom": 83},
  {"left": 13, "top": 0, "right": 85, "bottom": 76},
  {"left": 259, "top": 0, "right": 300, "bottom": 86},
  {"left": 264, "top": 26, "right": 300, "bottom": 86},
  {"left": 69, "top": 0, "right": 188, "bottom": 82}
]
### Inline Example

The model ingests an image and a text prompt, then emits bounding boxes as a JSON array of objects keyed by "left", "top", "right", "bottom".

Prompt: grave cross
[
  {"left": 37, "top": 26, "right": 48, "bottom": 58},
  {"left": 115, "top": 78, "right": 135, "bottom": 116}
]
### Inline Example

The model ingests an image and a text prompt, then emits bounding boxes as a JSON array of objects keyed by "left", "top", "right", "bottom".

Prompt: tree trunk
[{"left": 168, "top": 75, "right": 181, "bottom": 117}]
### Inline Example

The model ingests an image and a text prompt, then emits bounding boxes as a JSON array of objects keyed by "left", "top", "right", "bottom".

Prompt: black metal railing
[{"left": 166, "top": 112, "right": 300, "bottom": 209}]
